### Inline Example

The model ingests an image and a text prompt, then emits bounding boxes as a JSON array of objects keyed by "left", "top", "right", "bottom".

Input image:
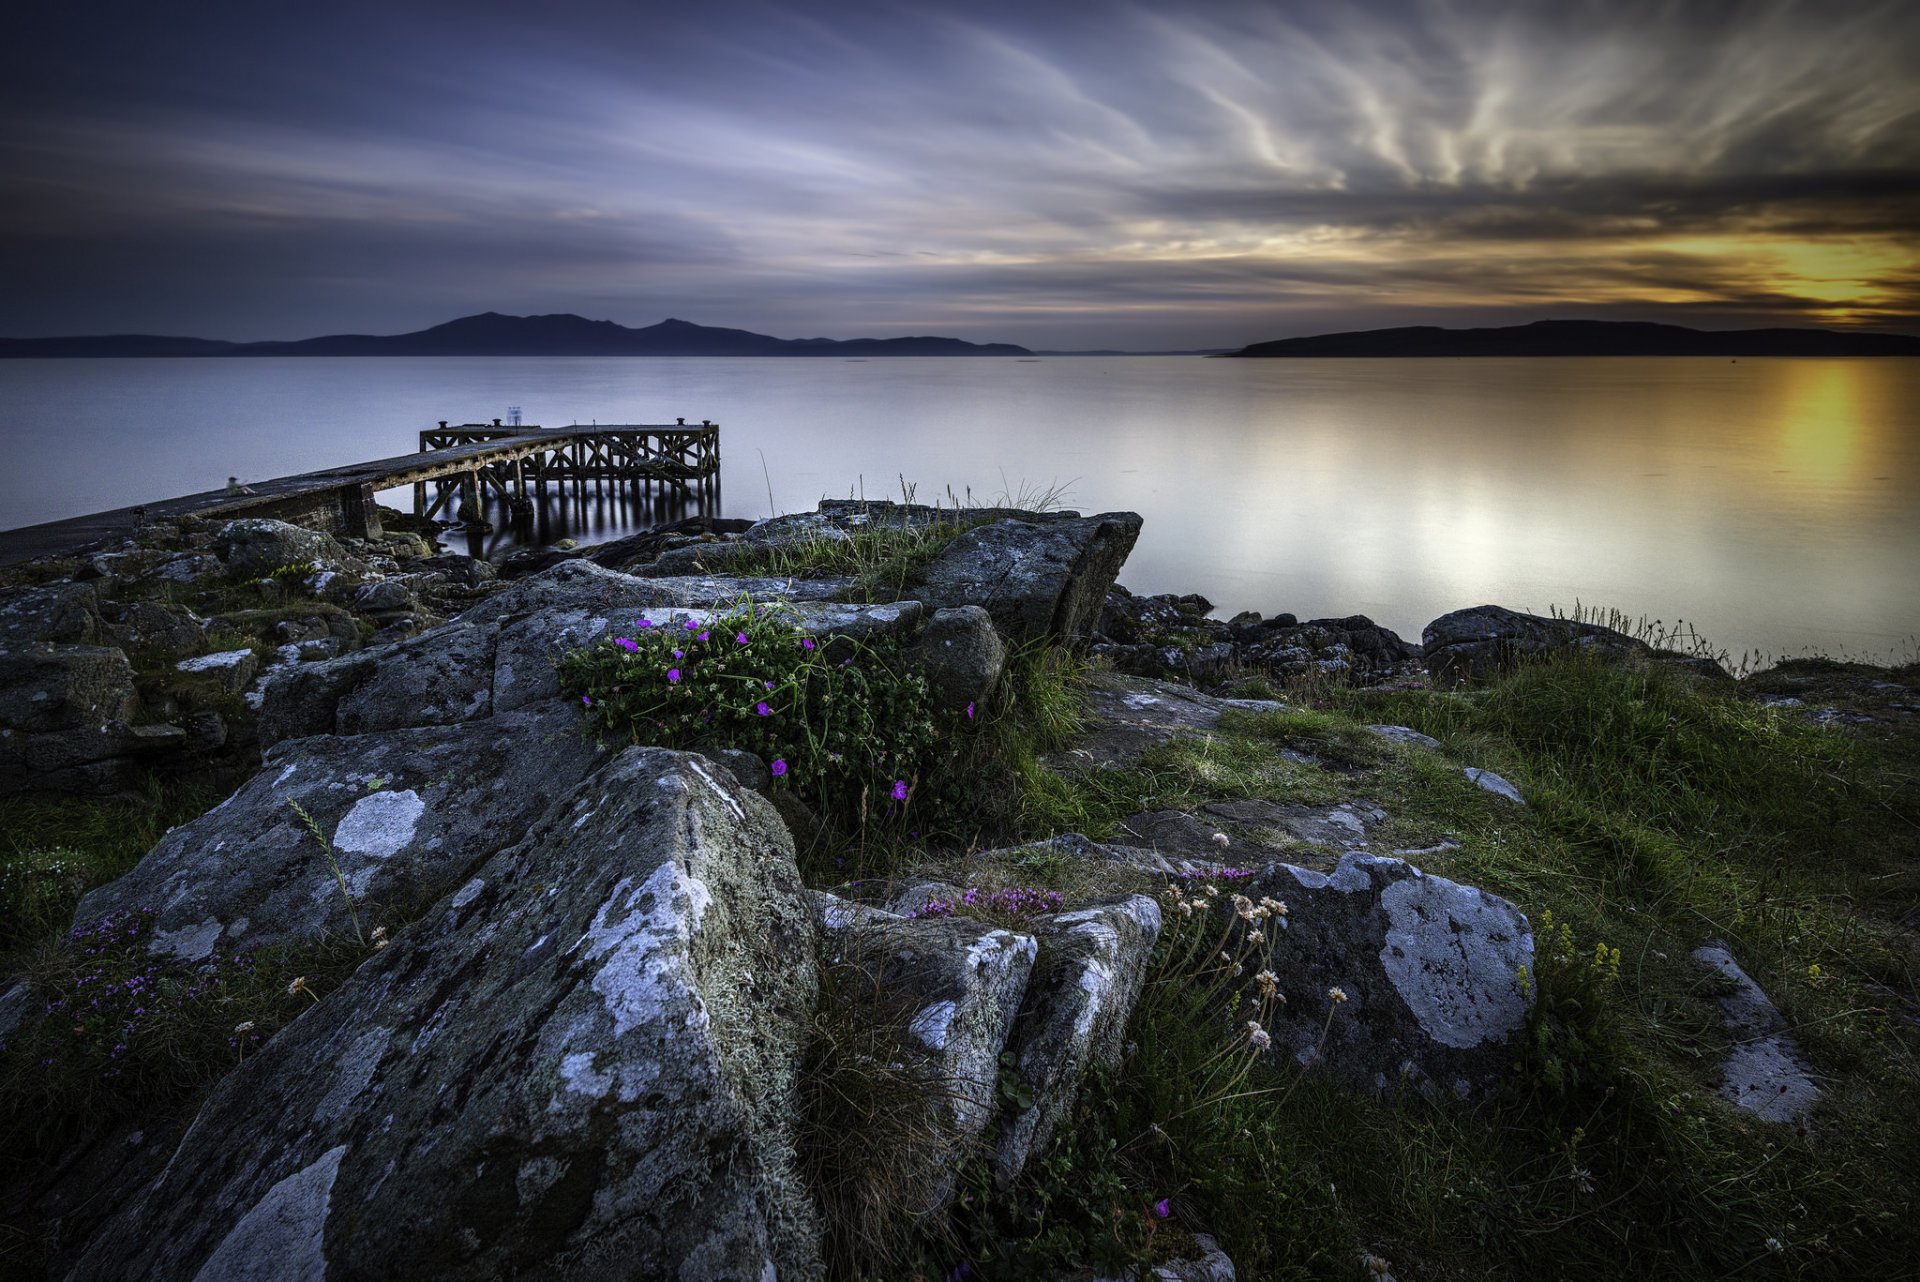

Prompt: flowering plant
[{"left": 557, "top": 604, "right": 944, "bottom": 844}]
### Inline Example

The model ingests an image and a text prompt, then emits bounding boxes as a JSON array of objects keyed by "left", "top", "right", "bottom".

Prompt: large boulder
[
  {"left": 921, "top": 513, "right": 1142, "bottom": 646},
  {"left": 1423, "top": 604, "right": 1648, "bottom": 686},
  {"left": 1243, "top": 853, "right": 1533, "bottom": 1098},
  {"left": 214, "top": 518, "right": 351, "bottom": 579},
  {"left": 0, "top": 643, "right": 137, "bottom": 733},
  {"left": 102, "top": 599, "right": 207, "bottom": 659},
  {"left": 71, "top": 704, "right": 609, "bottom": 959},
  {"left": 0, "top": 582, "right": 103, "bottom": 647},
  {"left": 66, "top": 748, "right": 823, "bottom": 1282}
]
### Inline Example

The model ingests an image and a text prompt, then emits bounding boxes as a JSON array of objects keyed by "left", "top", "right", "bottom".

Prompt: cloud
[{"left": 0, "top": 0, "right": 1914, "bottom": 345}]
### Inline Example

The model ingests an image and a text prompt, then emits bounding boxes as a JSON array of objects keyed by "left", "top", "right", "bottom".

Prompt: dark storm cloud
[{"left": 1, "top": 0, "right": 1915, "bottom": 346}]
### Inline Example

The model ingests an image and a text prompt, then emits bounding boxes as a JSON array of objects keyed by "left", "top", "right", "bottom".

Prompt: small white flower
[
  {"left": 232, "top": 1020, "right": 256, "bottom": 1035},
  {"left": 1246, "top": 929, "right": 1265, "bottom": 946},
  {"left": 1328, "top": 986, "right": 1348, "bottom": 1004},
  {"left": 1211, "top": 832, "right": 1231, "bottom": 848}
]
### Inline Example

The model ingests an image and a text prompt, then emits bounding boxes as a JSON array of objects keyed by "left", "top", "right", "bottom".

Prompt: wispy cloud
[{"left": 0, "top": 0, "right": 1914, "bottom": 345}]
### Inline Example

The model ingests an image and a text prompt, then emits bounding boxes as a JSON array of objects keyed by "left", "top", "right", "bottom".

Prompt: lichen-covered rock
[
  {"left": 913, "top": 604, "right": 1006, "bottom": 714},
  {"left": 1244, "top": 853, "right": 1532, "bottom": 1097},
  {"left": 921, "top": 513, "right": 1142, "bottom": 645},
  {"left": 995, "top": 895, "right": 1162, "bottom": 1186},
  {"left": 812, "top": 892, "right": 1037, "bottom": 1213},
  {"left": 214, "top": 518, "right": 350, "bottom": 579},
  {"left": 0, "top": 643, "right": 137, "bottom": 733},
  {"left": 71, "top": 704, "right": 608, "bottom": 958},
  {"left": 0, "top": 582, "right": 103, "bottom": 647},
  {"left": 102, "top": 599, "right": 207, "bottom": 658},
  {"left": 256, "top": 647, "right": 383, "bottom": 747},
  {"left": 174, "top": 647, "right": 260, "bottom": 696},
  {"left": 66, "top": 748, "right": 823, "bottom": 1282},
  {"left": 334, "top": 622, "right": 497, "bottom": 734},
  {"left": 1423, "top": 604, "right": 1648, "bottom": 686}
]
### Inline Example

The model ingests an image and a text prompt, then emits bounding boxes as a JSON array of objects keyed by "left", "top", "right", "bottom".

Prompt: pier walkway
[{"left": 0, "top": 420, "right": 720, "bottom": 567}]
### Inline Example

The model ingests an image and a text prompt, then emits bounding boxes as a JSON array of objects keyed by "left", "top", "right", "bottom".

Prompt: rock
[
  {"left": 912, "top": 605, "right": 1006, "bottom": 713},
  {"left": 1243, "top": 853, "right": 1533, "bottom": 1097},
  {"left": 0, "top": 644, "right": 137, "bottom": 733},
  {"left": 1423, "top": 604, "right": 1648, "bottom": 686},
  {"left": 1051, "top": 673, "right": 1245, "bottom": 771},
  {"left": 256, "top": 649, "right": 382, "bottom": 746},
  {"left": 350, "top": 579, "right": 418, "bottom": 616},
  {"left": 334, "top": 623, "right": 497, "bottom": 734},
  {"left": 1367, "top": 724, "right": 1442, "bottom": 751},
  {"left": 151, "top": 552, "right": 223, "bottom": 584},
  {"left": 995, "top": 895, "right": 1162, "bottom": 1186},
  {"left": 71, "top": 704, "right": 609, "bottom": 959},
  {"left": 102, "top": 600, "right": 207, "bottom": 658},
  {"left": 174, "top": 647, "right": 260, "bottom": 696},
  {"left": 921, "top": 513, "right": 1143, "bottom": 646},
  {"left": 1464, "top": 767, "right": 1526, "bottom": 806},
  {"left": 416, "top": 553, "right": 495, "bottom": 587},
  {"left": 67, "top": 748, "right": 823, "bottom": 1282},
  {"left": 812, "top": 893, "right": 1038, "bottom": 1214},
  {"left": 1691, "top": 943, "right": 1822, "bottom": 1126},
  {"left": 1089, "top": 1232, "right": 1237, "bottom": 1282},
  {"left": 214, "top": 518, "right": 350, "bottom": 579},
  {"left": 0, "top": 582, "right": 103, "bottom": 646},
  {"left": 1117, "top": 799, "right": 1387, "bottom": 867}
]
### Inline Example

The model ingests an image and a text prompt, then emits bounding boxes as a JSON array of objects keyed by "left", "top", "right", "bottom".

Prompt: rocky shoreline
[{"left": 0, "top": 499, "right": 1912, "bottom": 1280}]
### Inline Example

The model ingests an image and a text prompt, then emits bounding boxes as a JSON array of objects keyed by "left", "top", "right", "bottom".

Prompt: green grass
[
  {"left": 952, "top": 649, "right": 1920, "bottom": 1279},
  {"left": 724, "top": 513, "right": 989, "bottom": 603},
  {"left": 0, "top": 778, "right": 224, "bottom": 953}
]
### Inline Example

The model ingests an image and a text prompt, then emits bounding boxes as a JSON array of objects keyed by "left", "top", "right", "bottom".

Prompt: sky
[{"left": 3, "top": 0, "right": 1917, "bottom": 350}]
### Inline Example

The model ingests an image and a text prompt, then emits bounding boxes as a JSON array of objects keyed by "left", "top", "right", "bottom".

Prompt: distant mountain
[
  {"left": 0, "top": 312, "right": 1034, "bottom": 358},
  {"left": 1220, "top": 319, "right": 1920, "bottom": 358},
  {"left": 1031, "top": 347, "right": 1237, "bottom": 356}
]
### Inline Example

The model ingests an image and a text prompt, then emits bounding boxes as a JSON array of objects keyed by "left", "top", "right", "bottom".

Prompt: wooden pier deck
[{"left": 0, "top": 420, "right": 720, "bottom": 567}]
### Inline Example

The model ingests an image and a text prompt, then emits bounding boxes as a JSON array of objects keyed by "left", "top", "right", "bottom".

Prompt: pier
[
  {"left": 0, "top": 418, "right": 721, "bottom": 566},
  {"left": 412, "top": 419, "right": 721, "bottom": 522}
]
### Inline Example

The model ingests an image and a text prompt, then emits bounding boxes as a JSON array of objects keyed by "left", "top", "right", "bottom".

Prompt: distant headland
[
  {"left": 0, "top": 312, "right": 1034, "bottom": 358},
  {"left": 1218, "top": 318, "right": 1920, "bottom": 358}
]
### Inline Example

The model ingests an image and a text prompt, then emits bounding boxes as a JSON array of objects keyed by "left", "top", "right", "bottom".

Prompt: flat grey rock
[
  {"left": 1465, "top": 767, "right": 1525, "bottom": 806},
  {"left": 1692, "top": 943, "right": 1822, "bottom": 1126}
]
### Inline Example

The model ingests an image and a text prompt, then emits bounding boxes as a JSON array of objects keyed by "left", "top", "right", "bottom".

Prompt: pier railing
[{"left": 412, "top": 419, "right": 721, "bottom": 521}]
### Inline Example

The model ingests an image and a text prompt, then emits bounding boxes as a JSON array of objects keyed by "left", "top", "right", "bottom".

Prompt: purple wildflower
[
  {"left": 771, "top": 758, "right": 788, "bottom": 778},
  {"left": 801, "top": 637, "right": 816, "bottom": 651},
  {"left": 891, "top": 779, "right": 909, "bottom": 802},
  {"left": 684, "top": 619, "right": 699, "bottom": 631},
  {"left": 966, "top": 701, "right": 976, "bottom": 720},
  {"left": 582, "top": 694, "right": 592, "bottom": 707},
  {"left": 736, "top": 632, "right": 749, "bottom": 644},
  {"left": 636, "top": 618, "right": 654, "bottom": 629},
  {"left": 1154, "top": 1198, "right": 1171, "bottom": 1219},
  {"left": 614, "top": 636, "right": 638, "bottom": 653},
  {"left": 667, "top": 668, "right": 681, "bottom": 683},
  {"left": 673, "top": 648, "right": 684, "bottom": 659},
  {"left": 698, "top": 630, "right": 710, "bottom": 641},
  {"left": 756, "top": 701, "right": 772, "bottom": 717}
]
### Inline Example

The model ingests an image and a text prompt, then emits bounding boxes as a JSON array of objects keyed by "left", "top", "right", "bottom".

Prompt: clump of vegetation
[
  {"left": 558, "top": 604, "right": 950, "bottom": 862},
  {"left": 796, "top": 938, "right": 974, "bottom": 1279}
]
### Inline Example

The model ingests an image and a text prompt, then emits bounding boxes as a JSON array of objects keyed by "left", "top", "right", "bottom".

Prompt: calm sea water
[{"left": 1, "top": 355, "right": 1915, "bottom": 661}]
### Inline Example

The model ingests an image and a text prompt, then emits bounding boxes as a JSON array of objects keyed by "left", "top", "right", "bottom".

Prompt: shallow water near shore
[{"left": 0, "top": 354, "right": 1915, "bottom": 660}]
